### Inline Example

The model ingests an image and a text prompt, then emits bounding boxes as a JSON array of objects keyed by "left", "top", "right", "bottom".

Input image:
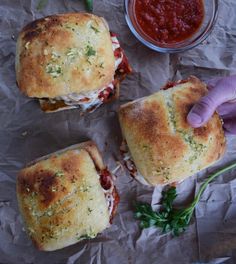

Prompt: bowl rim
[{"left": 124, "top": 0, "right": 219, "bottom": 53}]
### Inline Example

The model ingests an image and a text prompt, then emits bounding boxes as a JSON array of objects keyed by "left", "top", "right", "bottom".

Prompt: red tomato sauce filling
[
  {"left": 162, "top": 79, "right": 189, "bottom": 90},
  {"left": 99, "top": 168, "right": 120, "bottom": 223},
  {"left": 98, "top": 33, "right": 132, "bottom": 103}
]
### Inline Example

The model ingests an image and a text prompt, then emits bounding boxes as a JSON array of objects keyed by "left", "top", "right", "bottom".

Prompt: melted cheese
[
  {"left": 104, "top": 189, "right": 114, "bottom": 218},
  {"left": 102, "top": 177, "right": 115, "bottom": 218},
  {"left": 111, "top": 36, "right": 121, "bottom": 50},
  {"left": 51, "top": 36, "right": 123, "bottom": 112},
  {"left": 54, "top": 82, "right": 114, "bottom": 111},
  {"left": 115, "top": 55, "right": 123, "bottom": 70},
  {"left": 122, "top": 144, "right": 151, "bottom": 186}
]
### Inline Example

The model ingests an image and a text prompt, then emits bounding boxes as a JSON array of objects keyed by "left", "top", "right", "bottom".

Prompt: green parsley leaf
[
  {"left": 36, "top": 0, "right": 48, "bottom": 11},
  {"left": 85, "top": 45, "right": 96, "bottom": 57},
  {"left": 85, "top": 0, "right": 93, "bottom": 12},
  {"left": 135, "top": 162, "right": 236, "bottom": 236},
  {"left": 87, "top": 207, "right": 93, "bottom": 214},
  {"left": 46, "top": 64, "right": 62, "bottom": 78}
]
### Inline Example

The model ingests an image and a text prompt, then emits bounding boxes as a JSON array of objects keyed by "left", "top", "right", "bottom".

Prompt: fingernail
[{"left": 187, "top": 112, "right": 202, "bottom": 126}]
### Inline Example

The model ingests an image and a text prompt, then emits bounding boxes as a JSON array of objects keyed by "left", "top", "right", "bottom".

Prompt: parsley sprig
[
  {"left": 85, "top": 0, "right": 93, "bottom": 12},
  {"left": 37, "top": 0, "right": 48, "bottom": 11},
  {"left": 135, "top": 162, "right": 236, "bottom": 236},
  {"left": 36, "top": 0, "right": 93, "bottom": 12}
]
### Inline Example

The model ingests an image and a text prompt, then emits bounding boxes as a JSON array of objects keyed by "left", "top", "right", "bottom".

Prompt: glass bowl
[{"left": 124, "top": 0, "right": 219, "bottom": 53}]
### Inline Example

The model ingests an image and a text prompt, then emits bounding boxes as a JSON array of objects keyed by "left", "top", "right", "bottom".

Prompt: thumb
[
  {"left": 187, "top": 95, "right": 218, "bottom": 128},
  {"left": 187, "top": 78, "right": 236, "bottom": 128},
  {"left": 223, "top": 118, "right": 236, "bottom": 135}
]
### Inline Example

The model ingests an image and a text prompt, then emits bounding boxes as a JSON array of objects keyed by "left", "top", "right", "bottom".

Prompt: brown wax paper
[{"left": 1, "top": 0, "right": 236, "bottom": 263}]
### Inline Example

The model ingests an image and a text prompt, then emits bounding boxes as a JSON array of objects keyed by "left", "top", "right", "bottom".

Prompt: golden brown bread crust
[
  {"left": 37, "top": 50, "right": 129, "bottom": 112},
  {"left": 16, "top": 13, "right": 115, "bottom": 98},
  {"left": 78, "top": 141, "right": 105, "bottom": 170},
  {"left": 119, "top": 76, "right": 226, "bottom": 185},
  {"left": 17, "top": 141, "right": 110, "bottom": 251}
]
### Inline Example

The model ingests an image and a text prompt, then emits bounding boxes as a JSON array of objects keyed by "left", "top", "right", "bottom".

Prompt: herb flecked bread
[
  {"left": 17, "top": 141, "right": 119, "bottom": 251},
  {"left": 119, "top": 76, "right": 226, "bottom": 186},
  {"left": 15, "top": 13, "right": 131, "bottom": 112}
]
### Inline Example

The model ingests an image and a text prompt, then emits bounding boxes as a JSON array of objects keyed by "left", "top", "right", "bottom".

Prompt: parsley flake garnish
[
  {"left": 87, "top": 207, "right": 93, "bottom": 214},
  {"left": 55, "top": 171, "right": 64, "bottom": 177},
  {"left": 66, "top": 48, "right": 79, "bottom": 60},
  {"left": 85, "top": 45, "right": 96, "bottom": 57},
  {"left": 90, "top": 25, "right": 100, "bottom": 33},
  {"left": 46, "top": 64, "right": 62, "bottom": 78}
]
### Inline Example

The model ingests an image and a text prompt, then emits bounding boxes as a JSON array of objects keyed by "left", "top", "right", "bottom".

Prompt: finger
[
  {"left": 206, "top": 77, "right": 223, "bottom": 90},
  {"left": 187, "top": 79, "right": 236, "bottom": 128},
  {"left": 217, "top": 102, "right": 236, "bottom": 117},
  {"left": 187, "top": 95, "right": 216, "bottom": 127},
  {"left": 223, "top": 118, "right": 236, "bottom": 135}
]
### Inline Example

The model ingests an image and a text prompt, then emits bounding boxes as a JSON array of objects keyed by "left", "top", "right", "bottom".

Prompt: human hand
[{"left": 187, "top": 76, "right": 236, "bottom": 134}]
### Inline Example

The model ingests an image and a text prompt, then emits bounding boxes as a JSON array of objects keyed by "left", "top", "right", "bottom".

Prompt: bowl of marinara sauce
[{"left": 125, "top": 0, "right": 219, "bottom": 53}]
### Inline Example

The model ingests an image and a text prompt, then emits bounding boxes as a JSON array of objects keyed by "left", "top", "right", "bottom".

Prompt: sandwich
[
  {"left": 119, "top": 76, "right": 226, "bottom": 186},
  {"left": 15, "top": 13, "right": 132, "bottom": 112},
  {"left": 16, "top": 141, "right": 119, "bottom": 251}
]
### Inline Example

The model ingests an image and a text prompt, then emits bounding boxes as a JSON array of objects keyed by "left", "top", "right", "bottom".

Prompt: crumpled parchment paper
[{"left": 1, "top": 0, "right": 236, "bottom": 263}]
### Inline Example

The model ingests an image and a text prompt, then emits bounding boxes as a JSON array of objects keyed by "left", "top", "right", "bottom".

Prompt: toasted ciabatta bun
[
  {"left": 119, "top": 76, "right": 226, "bottom": 186},
  {"left": 16, "top": 13, "right": 132, "bottom": 112},
  {"left": 17, "top": 141, "right": 119, "bottom": 251}
]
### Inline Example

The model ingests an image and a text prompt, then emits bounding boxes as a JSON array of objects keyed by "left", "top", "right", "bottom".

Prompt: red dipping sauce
[{"left": 134, "top": 0, "right": 205, "bottom": 44}]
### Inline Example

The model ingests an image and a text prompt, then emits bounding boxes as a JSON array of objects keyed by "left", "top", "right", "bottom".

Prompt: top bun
[{"left": 16, "top": 13, "right": 115, "bottom": 98}]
